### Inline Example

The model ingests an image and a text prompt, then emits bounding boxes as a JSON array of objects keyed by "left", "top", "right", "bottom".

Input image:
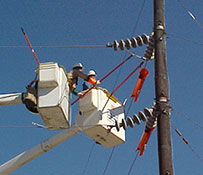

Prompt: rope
[{"left": 127, "top": 151, "right": 139, "bottom": 175}]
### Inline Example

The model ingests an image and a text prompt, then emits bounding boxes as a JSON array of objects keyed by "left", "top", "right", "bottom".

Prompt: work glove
[
  {"left": 77, "top": 92, "right": 84, "bottom": 98},
  {"left": 95, "top": 80, "right": 100, "bottom": 85}
]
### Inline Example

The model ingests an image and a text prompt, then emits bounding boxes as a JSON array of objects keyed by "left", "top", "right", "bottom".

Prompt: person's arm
[
  {"left": 72, "top": 89, "right": 79, "bottom": 96},
  {"left": 72, "top": 89, "right": 83, "bottom": 97},
  {"left": 73, "top": 70, "right": 98, "bottom": 85}
]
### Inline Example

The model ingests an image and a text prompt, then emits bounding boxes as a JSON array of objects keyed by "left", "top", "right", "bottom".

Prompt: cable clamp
[
  {"left": 156, "top": 24, "right": 165, "bottom": 31},
  {"left": 156, "top": 96, "right": 170, "bottom": 104}
]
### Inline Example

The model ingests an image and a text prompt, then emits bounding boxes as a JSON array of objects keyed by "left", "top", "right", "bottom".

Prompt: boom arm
[
  {"left": 0, "top": 125, "right": 80, "bottom": 175},
  {"left": 0, "top": 93, "right": 23, "bottom": 106}
]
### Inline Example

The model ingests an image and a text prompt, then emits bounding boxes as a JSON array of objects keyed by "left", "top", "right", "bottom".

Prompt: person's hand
[
  {"left": 95, "top": 80, "right": 100, "bottom": 85},
  {"left": 77, "top": 92, "right": 84, "bottom": 98}
]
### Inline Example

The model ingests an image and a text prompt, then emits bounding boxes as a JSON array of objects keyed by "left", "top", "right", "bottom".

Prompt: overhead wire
[
  {"left": 131, "top": 0, "right": 147, "bottom": 36},
  {"left": 127, "top": 151, "right": 139, "bottom": 175},
  {"left": 100, "top": 61, "right": 143, "bottom": 115},
  {"left": 71, "top": 53, "right": 135, "bottom": 105},
  {"left": 0, "top": 45, "right": 108, "bottom": 49},
  {"left": 0, "top": 126, "right": 39, "bottom": 128},
  {"left": 102, "top": 147, "right": 115, "bottom": 175},
  {"left": 100, "top": 0, "right": 147, "bottom": 173},
  {"left": 123, "top": 0, "right": 147, "bottom": 172},
  {"left": 171, "top": 107, "right": 203, "bottom": 130},
  {"left": 1, "top": 1, "right": 148, "bottom": 174},
  {"left": 171, "top": 121, "right": 203, "bottom": 163},
  {"left": 0, "top": 123, "right": 112, "bottom": 130},
  {"left": 77, "top": 53, "right": 137, "bottom": 175},
  {"left": 176, "top": 0, "right": 203, "bottom": 30},
  {"left": 166, "top": 33, "right": 203, "bottom": 46},
  {"left": 82, "top": 143, "right": 96, "bottom": 175},
  {"left": 125, "top": 98, "right": 134, "bottom": 117}
]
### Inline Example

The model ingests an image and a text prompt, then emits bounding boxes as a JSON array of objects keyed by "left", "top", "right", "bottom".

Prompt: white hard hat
[
  {"left": 72, "top": 63, "right": 84, "bottom": 69},
  {"left": 88, "top": 70, "right": 96, "bottom": 76}
]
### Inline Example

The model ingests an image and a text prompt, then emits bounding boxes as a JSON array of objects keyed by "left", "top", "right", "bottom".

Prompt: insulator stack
[
  {"left": 143, "top": 33, "right": 155, "bottom": 60},
  {"left": 114, "top": 106, "right": 156, "bottom": 131},
  {"left": 115, "top": 106, "right": 151, "bottom": 131},
  {"left": 115, "top": 113, "right": 145, "bottom": 132},
  {"left": 112, "top": 33, "right": 150, "bottom": 51},
  {"left": 144, "top": 107, "right": 157, "bottom": 130}
]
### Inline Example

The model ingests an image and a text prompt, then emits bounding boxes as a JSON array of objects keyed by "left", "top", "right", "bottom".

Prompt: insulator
[
  {"left": 146, "top": 119, "right": 157, "bottom": 129},
  {"left": 115, "top": 120, "right": 120, "bottom": 131},
  {"left": 125, "top": 38, "right": 131, "bottom": 50},
  {"left": 106, "top": 42, "right": 113, "bottom": 48},
  {"left": 138, "top": 111, "right": 147, "bottom": 121},
  {"left": 136, "top": 35, "right": 144, "bottom": 46},
  {"left": 122, "top": 98, "right": 127, "bottom": 106},
  {"left": 145, "top": 107, "right": 157, "bottom": 129},
  {"left": 130, "top": 37, "right": 138, "bottom": 48},
  {"left": 119, "top": 40, "right": 125, "bottom": 50},
  {"left": 122, "top": 118, "right": 127, "bottom": 130},
  {"left": 143, "top": 34, "right": 155, "bottom": 60},
  {"left": 151, "top": 51, "right": 155, "bottom": 59},
  {"left": 141, "top": 33, "right": 150, "bottom": 44},
  {"left": 146, "top": 121, "right": 154, "bottom": 129},
  {"left": 144, "top": 107, "right": 153, "bottom": 118},
  {"left": 133, "top": 114, "right": 141, "bottom": 125},
  {"left": 113, "top": 40, "right": 119, "bottom": 51},
  {"left": 127, "top": 117, "right": 135, "bottom": 128}
]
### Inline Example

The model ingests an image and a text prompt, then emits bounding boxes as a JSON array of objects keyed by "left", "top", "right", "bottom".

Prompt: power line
[
  {"left": 0, "top": 126, "right": 39, "bottom": 128},
  {"left": 100, "top": 1, "right": 147, "bottom": 172},
  {"left": 102, "top": 147, "right": 115, "bottom": 175},
  {"left": 171, "top": 108, "right": 203, "bottom": 130},
  {"left": 176, "top": 0, "right": 203, "bottom": 30},
  {"left": 0, "top": 45, "right": 108, "bottom": 49},
  {"left": 0, "top": 123, "right": 111, "bottom": 130},
  {"left": 127, "top": 151, "right": 139, "bottom": 175},
  {"left": 82, "top": 143, "right": 96, "bottom": 175},
  {"left": 166, "top": 33, "right": 203, "bottom": 46},
  {"left": 171, "top": 122, "right": 203, "bottom": 163},
  {"left": 131, "top": 0, "right": 147, "bottom": 36}
]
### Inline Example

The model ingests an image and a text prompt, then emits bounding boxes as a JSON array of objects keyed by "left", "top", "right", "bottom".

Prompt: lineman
[
  {"left": 67, "top": 63, "right": 99, "bottom": 97},
  {"left": 83, "top": 70, "right": 97, "bottom": 90}
]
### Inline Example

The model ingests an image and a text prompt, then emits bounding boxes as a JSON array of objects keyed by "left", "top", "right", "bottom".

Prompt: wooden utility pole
[{"left": 153, "top": 0, "right": 174, "bottom": 174}]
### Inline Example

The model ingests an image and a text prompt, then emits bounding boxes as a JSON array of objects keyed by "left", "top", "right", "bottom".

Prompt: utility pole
[{"left": 153, "top": 0, "right": 174, "bottom": 175}]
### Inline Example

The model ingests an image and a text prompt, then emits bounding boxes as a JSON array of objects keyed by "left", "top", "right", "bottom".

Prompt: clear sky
[{"left": 0, "top": 0, "right": 202, "bottom": 175}]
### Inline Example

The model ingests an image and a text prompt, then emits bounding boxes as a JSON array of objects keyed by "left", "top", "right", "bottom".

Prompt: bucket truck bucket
[
  {"left": 75, "top": 88, "right": 125, "bottom": 147},
  {"left": 37, "top": 62, "right": 71, "bottom": 130}
]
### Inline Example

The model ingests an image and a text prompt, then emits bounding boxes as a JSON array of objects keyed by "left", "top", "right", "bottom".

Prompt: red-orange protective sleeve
[
  {"left": 131, "top": 68, "right": 149, "bottom": 102},
  {"left": 88, "top": 77, "right": 96, "bottom": 84},
  {"left": 136, "top": 128, "right": 154, "bottom": 156}
]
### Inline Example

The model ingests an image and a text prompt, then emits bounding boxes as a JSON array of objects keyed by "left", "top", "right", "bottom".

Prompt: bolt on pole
[{"left": 153, "top": 0, "right": 174, "bottom": 174}]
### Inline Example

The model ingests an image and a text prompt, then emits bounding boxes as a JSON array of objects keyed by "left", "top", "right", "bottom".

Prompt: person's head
[
  {"left": 72, "top": 63, "right": 84, "bottom": 71},
  {"left": 87, "top": 70, "right": 97, "bottom": 79}
]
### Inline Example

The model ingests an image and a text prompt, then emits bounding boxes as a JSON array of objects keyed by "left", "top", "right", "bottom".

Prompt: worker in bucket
[
  {"left": 83, "top": 70, "right": 97, "bottom": 90},
  {"left": 67, "top": 63, "right": 100, "bottom": 97}
]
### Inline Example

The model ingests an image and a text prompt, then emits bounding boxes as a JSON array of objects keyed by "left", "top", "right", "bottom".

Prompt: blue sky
[{"left": 0, "top": 0, "right": 203, "bottom": 175}]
